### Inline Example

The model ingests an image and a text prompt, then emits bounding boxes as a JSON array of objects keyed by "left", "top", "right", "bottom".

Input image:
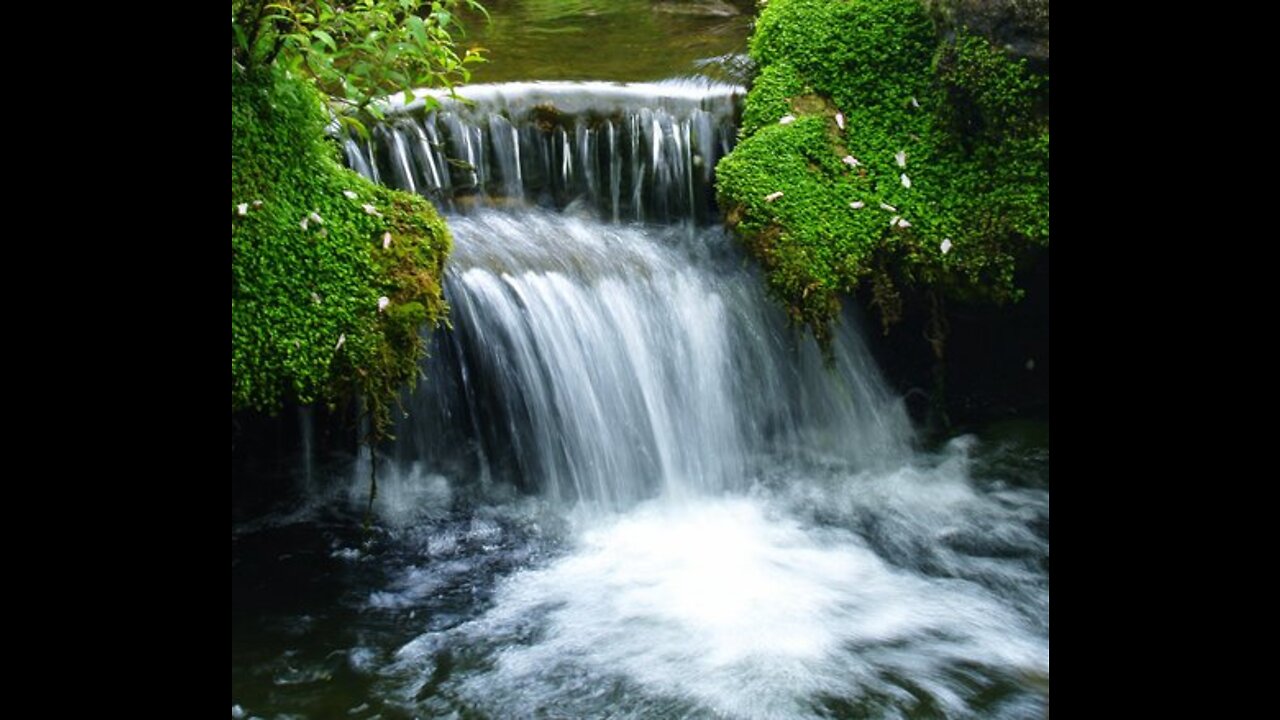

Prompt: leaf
[
  {"left": 311, "top": 29, "right": 337, "bottom": 51},
  {"left": 467, "top": 0, "right": 492, "bottom": 22},
  {"left": 341, "top": 115, "right": 370, "bottom": 141},
  {"left": 407, "top": 15, "right": 429, "bottom": 47}
]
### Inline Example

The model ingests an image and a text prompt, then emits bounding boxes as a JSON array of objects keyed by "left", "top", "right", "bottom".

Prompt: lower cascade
[{"left": 233, "top": 79, "right": 1049, "bottom": 720}]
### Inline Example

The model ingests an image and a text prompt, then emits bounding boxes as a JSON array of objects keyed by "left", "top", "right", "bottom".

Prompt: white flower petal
[
  {"left": 849, "top": 201, "right": 865, "bottom": 209},
  {"left": 879, "top": 202, "right": 897, "bottom": 212},
  {"left": 764, "top": 191, "right": 784, "bottom": 202},
  {"left": 361, "top": 203, "right": 381, "bottom": 216},
  {"left": 889, "top": 215, "right": 901, "bottom": 227},
  {"left": 382, "top": 232, "right": 392, "bottom": 249},
  {"left": 343, "top": 190, "right": 358, "bottom": 200},
  {"left": 941, "top": 238, "right": 953, "bottom": 254},
  {"left": 309, "top": 212, "right": 323, "bottom": 225},
  {"left": 895, "top": 150, "right": 907, "bottom": 168},
  {"left": 841, "top": 155, "right": 860, "bottom": 167},
  {"left": 252, "top": 200, "right": 263, "bottom": 208},
  {"left": 311, "top": 292, "right": 321, "bottom": 304},
  {"left": 378, "top": 296, "right": 390, "bottom": 312},
  {"left": 300, "top": 217, "right": 309, "bottom": 231},
  {"left": 835, "top": 112, "right": 845, "bottom": 130},
  {"left": 335, "top": 333, "right": 346, "bottom": 351},
  {"left": 901, "top": 173, "right": 911, "bottom": 189},
  {"left": 237, "top": 203, "right": 248, "bottom": 216},
  {"left": 778, "top": 115, "right": 796, "bottom": 125},
  {"left": 898, "top": 218, "right": 911, "bottom": 228},
  {"left": 911, "top": 96, "right": 920, "bottom": 109}
]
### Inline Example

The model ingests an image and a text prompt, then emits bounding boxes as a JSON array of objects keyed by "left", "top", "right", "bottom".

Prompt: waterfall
[
  {"left": 344, "top": 81, "right": 912, "bottom": 511},
  {"left": 343, "top": 80, "right": 742, "bottom": 225},
  {"left": 388, "top": 210, "right": 912, "bottom": 511},
  {"left": 317, "top": 79, "right": 1049, "bottom": 720}
]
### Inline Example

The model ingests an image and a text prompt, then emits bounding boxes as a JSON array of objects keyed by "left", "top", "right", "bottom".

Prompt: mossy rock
[
  {"left": 231, "top": 65, "right": 451, "bottom": 427},
  {"left": 715, "top": 0, "right": 1048, "bottom": 344}
]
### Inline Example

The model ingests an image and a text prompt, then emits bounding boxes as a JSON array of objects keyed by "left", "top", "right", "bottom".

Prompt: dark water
[
  {"left": 231, "top": 421, "right": 1047, "bottom": 719},
  {"left": 456, "top": 0, "right": 754, "bottom": 83}
]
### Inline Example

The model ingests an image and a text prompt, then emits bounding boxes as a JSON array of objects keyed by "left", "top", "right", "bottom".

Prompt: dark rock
[{"left": 924, "top": 0, "right": 1049, "bottom": 61}]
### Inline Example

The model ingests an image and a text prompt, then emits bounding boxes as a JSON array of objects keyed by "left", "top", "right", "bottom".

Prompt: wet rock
[{"left": 925, "top": 0, "right": 1050, "bottom": 61}]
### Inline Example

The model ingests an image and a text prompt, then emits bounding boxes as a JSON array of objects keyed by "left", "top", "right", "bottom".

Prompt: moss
[
  {"left": 738, "top": 62, "right": 805, "bottom": 136},
  {"left": 231, "top": 64, "right": 451, "bottom": 430},
  {"left": 716, "top": 0, "right": 1048, "bottom": 342}
]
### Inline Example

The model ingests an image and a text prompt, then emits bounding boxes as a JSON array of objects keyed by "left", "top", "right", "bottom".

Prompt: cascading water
[
  {"left": 342, "top": 80, "right": 740, "bottom": 225},
  {"left": 233, "top": 79, "right": 1048, "bottom": 720},
  {"left": 387, "top": 208, "right": 914, "bottom": 511}
]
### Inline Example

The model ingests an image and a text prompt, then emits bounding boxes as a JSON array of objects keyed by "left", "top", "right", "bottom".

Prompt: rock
[{"left": 924, "top": 0, "right": 1049, "bottom": 61}]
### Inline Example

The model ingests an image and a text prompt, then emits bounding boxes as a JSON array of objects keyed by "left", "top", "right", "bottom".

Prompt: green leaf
[
  {"left": 311, "top": 29, "right": 337, "bottom": 51},
  {"left": 407, "top": 15, "right": 429, "bottom": 47}
]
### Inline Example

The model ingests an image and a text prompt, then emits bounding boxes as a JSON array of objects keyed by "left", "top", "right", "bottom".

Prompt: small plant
[{"left": 231, "top": 0, "right": 488, "bottom": 137}]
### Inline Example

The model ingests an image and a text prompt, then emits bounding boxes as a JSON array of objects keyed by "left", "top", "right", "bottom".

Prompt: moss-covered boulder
[
  {"left": 231, "top": 65, "right": 451, "bottom": 428},
  {"left": 925, "top": 0, "right": 1049, "bottom": 61},
  {"left": 715, "top": 0, "right": 1048, "bottom": 345}
]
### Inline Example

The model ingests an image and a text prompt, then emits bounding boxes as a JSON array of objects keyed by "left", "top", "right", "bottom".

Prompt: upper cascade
[{"left": 341, "top": 79, "right": 744, "bottom": 225}]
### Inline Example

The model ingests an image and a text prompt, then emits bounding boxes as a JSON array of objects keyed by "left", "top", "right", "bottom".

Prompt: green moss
[
  {"left": 716, "top": 0, "right": 1048, "bottom": 341},
  {"left": 231, "top": 64, "right": 451, "bottom": 429},
  {"left": 738, "top": 62, "right": 804, "bottom": 136}
]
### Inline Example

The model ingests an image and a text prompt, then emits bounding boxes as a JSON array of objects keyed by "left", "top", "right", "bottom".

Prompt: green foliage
[
  {"left": 231, "top": 64, "right": 450, "bottom": 431},
  {"left": 716, "top": 0, "right": 1049, "bottom": 341},
  {"left": 231, "top": 0, "right": 487, "bottom": 136}
]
